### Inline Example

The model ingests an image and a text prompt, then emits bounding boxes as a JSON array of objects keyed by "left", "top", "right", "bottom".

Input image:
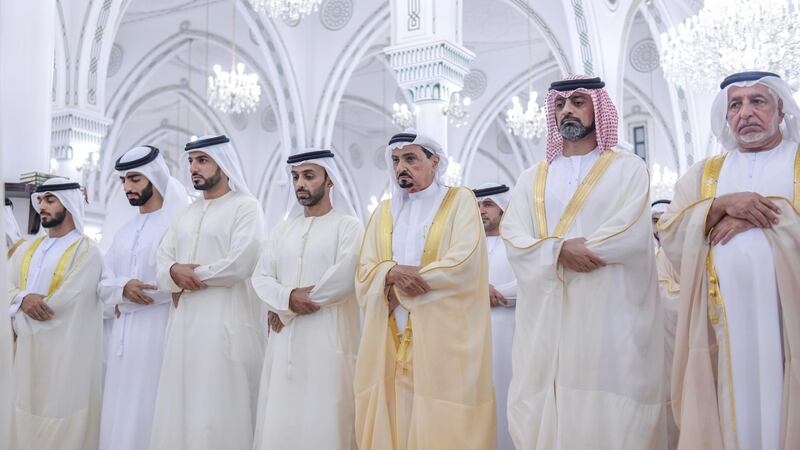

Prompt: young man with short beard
[
  {"left": 97, "top": 146, "right": 188, "bottom": 450},
  {"left": 7, "top": 178, "right": 103, "bottom": 450},
  {"left": 501, "top": 76, "right": 665, "bottom": 449},
  {"left": 151, "top": 135, "right": 265, "bottom": 450},
  {"left": 251, "top": 149, "right": 363, "bottom": 450}
]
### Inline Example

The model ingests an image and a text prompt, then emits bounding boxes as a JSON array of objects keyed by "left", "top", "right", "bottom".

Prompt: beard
[
  {"left": 397, "top": 170, "right": 414, "bottom": 189},
  {"left": 559, "top": 119, "right": 596, "bottom": 142},
  {"left": 126, "top": 181, "right": 154, "bottom": 206},
  {"left": 735, "top": 120, "right": 778, "bottom": 146},
  {"left": 482, "top": 215, "right": 501, "bottom": 234},
  {"left": 193, "top": 168, "right": 222, "bottom": 191},
  {"left": 296, "top": 183, "right": 326, "bottom": 207},
  {"left": 41, "top": 208, "right": 67, "bottom": 228}
]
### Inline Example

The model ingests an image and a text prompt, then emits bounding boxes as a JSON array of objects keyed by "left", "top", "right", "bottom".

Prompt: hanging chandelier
[
  {"left": 505, "top": 91, "right": 547, "bottom": 140},
  {"left": 391, "top": 103, "right": 418, "bottom": 129},
  {"left": 208, "top": 0, "right": 261, "bottom": 114},
  {"left": 208, "top": 63, "right": 261, "bottom": 114},
  {"left": 660, "top": 0, "right": 800, "bottom": 91},
  {"left": 248, "top": 0, "right": 321, "bottom": 22},
  {"left": 441, "top": 91, "right": 472, "bottom": 128}
]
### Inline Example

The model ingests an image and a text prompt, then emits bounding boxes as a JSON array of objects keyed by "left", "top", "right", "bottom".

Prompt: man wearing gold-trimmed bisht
[
  {"left": 354, "top": 129, "right": 496, "bottom": 450},
  {"left": 8, "top": 178, "right": 103, "bottom": 450},
  {"left": 658, "top": 71, "right": 800, "bottom": 450},
  {"left": 501, "top": 75, "right": 666, "bottom": 449}
]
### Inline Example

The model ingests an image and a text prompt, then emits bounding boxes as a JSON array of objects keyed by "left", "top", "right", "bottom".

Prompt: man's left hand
[
  {"left": 710, "top": 215, "right": 755, "bottom": 246},
  {"left": 267, "top": 311, "right": 284, "bottom": 333},
  {"left": 489, "top": 285, "right": 507, "bottom": 307}
]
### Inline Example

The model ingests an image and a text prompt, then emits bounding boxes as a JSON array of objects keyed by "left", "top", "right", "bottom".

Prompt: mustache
[
  {"left": 738, "top": 121, "right": 762, "bottom": 131},
  {"left": 125, "top": 191, "right": 140, "bottom": 197},
  {"left": 397, "top": 170, "right": 412, "bottom": 179}
]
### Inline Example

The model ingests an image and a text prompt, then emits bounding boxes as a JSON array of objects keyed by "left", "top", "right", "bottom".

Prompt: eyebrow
[{"left": 291, "top": 169, "right": 317, "bottom": 176}]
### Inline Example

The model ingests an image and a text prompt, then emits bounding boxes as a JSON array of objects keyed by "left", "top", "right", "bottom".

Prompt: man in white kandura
[
  {"left": 501, "top": 75, "right": 666, "bottom": 449},
  {"left": 8, "top": 178, "right": 104, "bottom": 450},
  {"left": 659, "top": 71, "right": 800, "bottom": 450},
  {"left": 152, "top": 135, "right": 265, "bottom": 450},
  {"left": 474, "top": 182, "right": 517, "bottom": 450},
  {"left": 251, "top": 149, "right": 363, "bottom": 450},
  {"left": 98, "top": 146, "right": 189, "bottom": 450}
]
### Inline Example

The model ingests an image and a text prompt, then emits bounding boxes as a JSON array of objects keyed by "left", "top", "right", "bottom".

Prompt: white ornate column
[
  {"left": 384, "top": 0, "right": 475, "bottom": 152},
  {"left": 0, "top": 0, "right": 55, "bottom": 181},
  {"left": 51, "top": 109, "right": 112, "bottom": 187}
]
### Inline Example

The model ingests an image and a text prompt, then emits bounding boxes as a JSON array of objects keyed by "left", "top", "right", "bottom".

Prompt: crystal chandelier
[
  {"left": 208, "top": 63, "right": 261, "bottom": 114},
  {"left": 660, "top": 0, "right": 800, "bottom": 91},
  {"left": 650, "top": 163, "right": 678, "bottom": 201},
  {"left": 392, "top": 103, "right": 418, "bottom": 129},
  {"left": 248, "top": 0, "right": 321, "bottom": 22},
  {"left": 506, "top": 91, "right": 547, "bottom": 140},
  {"left": 208, "top": 0, "right": 261, "bottom": 114},
  {"left": 441, "top": 91, "right": 472, "bottom": 128}
]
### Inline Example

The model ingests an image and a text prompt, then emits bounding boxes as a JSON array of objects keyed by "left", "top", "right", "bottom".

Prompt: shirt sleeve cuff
[{"left": 10, "top": 290, "right": 28, "bottom": 316}]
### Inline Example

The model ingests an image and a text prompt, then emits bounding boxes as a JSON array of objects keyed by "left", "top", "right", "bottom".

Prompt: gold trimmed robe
[
  {"left": 501, "top": 150, "right": 666, "bottom": 449},
  {"left": 354, "top": 186, "right": 496, "bottom": 450},
  {"left": 658, "top": 148, "right": 800, "bottom": 450}
]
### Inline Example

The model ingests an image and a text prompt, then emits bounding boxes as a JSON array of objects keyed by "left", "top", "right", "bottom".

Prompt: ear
[
  {"left": 778, "top": 99, "right": 786, "bottom": 120},
  {"left": 431, "top": 153, "right": 440, "bottom": 169}
]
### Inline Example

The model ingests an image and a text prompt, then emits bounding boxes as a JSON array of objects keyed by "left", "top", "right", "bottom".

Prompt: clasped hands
[
  {"left": 707, "top": 192, "right": 781, "bottom": 246},
  {"left": 268, "top": 285, "right": 318, "bottom": 333},
  {"left": 384, "top": 265, "right": 430, "bottom": 313}
]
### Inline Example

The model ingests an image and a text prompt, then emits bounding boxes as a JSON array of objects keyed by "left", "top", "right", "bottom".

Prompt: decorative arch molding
[
  {"left": 503, "top": 0, "right": 574, "bottom": 75},
  {"left": 461, "top": 60, "right": 561, "bottom": 181},
  {"left": 475, "top": 146, "right": 518, "bottom": 183},
  {"left": 53, "top": 0, "right": 71, "bottom": 108},
  {"left": 99, "top": 84, "right": 232, "bottom": 205},
  {"left": 314, "top": 1, "right": 391, "bottom": 149},
  {"left": 623, "top": 78, "right": 681, "bottom": 171},
  {"left": 77, "top": 0, "right": 304, "bottom": 151},
  {"left": 101, "top": 29, "right": 278, "bottom": 186},
  {"left": 339, "top": 95, "right": 396, "bottom": 125}
]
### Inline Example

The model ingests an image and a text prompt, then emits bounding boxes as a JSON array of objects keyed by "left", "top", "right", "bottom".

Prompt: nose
[
  {"left": 739, "top": 99, "right": 756, "bottom": 119},
  {"left": 189, "top": 160, "right": 201, "bottom": 172}
]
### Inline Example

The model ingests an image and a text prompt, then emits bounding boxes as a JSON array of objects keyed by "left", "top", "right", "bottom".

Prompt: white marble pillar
[
  {"left": 384, "top": 0, "right": 474, "bottom": 154},
  {"left": 0, "top": 0, "right": 55, "bottom": 181}
]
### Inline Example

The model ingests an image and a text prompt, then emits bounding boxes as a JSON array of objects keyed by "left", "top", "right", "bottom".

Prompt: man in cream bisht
[
  {"left": 354, "top": 129, "right": 495, "bottom": 450},
  {"left": 1, "top": 198, "right": 19, "bottom": 448},
  {"left": 97, "top": 146, "right": 188, "bottom": 450},
  {"left": 152, "top": 135, "right": 265, "bottom": 450},
  {"left": 658, "top": 71, "right": 800, "bottom": 450},
  {"left": 7, "top": 178, "right": 103, "bottom": 450},
  {"left": 474, "top": 182, "right": 517, "bottom": 450},
  {"left": 251, "top": 149, "right": 363, "bottom": 450},
  {"left": 501, "top": 75, "right": 666, "bottom": 449}
]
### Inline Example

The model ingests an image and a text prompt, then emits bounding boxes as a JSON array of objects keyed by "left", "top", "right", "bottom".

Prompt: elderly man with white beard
[{"left": 659, "top": 71, "right": 800, "bottom": 450}]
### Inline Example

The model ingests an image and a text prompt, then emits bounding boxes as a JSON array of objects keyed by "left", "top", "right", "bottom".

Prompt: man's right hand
[
  {"left": 558, "top": 238, "right": 607, "bottom": 273},
  {"left": 386, "top": 265, "right": 430, "bottom": 297},
  {"left": 289, "top": 286, "right": 319, "bottom": 315},
  {"left": 122, "top": 279, "right": 159, "bottom": 305},
  {"left": 169, "top": 263, "right": 207, "bottom": 291},
  {"left": 489, "top": 284, "right": 507, "bottom": 307},
  {"left": 21, "top": 294, "right": 54, "bottom": 321},
  {"left": 715, "top": 192, "right": 781, "bottom": 228}
]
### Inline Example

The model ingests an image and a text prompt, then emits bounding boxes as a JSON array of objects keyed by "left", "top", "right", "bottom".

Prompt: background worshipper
[
  {"left": 251, "top": 149, "right": 363, "bottom": 450},
  {"left": 501, "top": 75, "right": 666, "bottom": 449},
  {"left": 152, "top": 135, "right": 265, "bottom": 450},
  {"left": 658, "top": 71, "right": 800, "bottom": 450},
  {"left": 7, "top": 178, "right": 103, "bottom": 450},
  {"left": 354, "top": 129, "right": 496, "bottom": 450},
  {"left": 4, "top": 197, "right": 23, "bottom": 256},
  {"left": 0, "top": 198, "right": 14, "bottom": 449},
  {"left": 474, "top": 182, "right": 517, "bottom": 450},
  {"left": 652, "top": 199, "right": 680, "bottom": 450},
  {"left": 97, "top": 146, "right": 189, "bottom": 450}
]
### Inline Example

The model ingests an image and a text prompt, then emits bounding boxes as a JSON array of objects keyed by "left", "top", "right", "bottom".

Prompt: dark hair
[{"left": 421, "top": 147, "right": 433, "bottom": 158}]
